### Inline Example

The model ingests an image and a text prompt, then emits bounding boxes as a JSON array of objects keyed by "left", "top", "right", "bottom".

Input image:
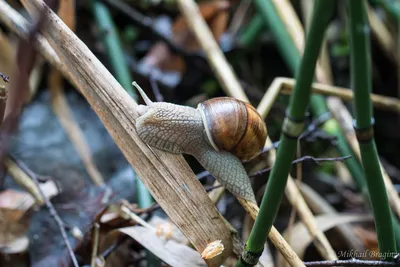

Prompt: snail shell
[{"left": 198, "top": 97, "right": 267, "bottom": 161}]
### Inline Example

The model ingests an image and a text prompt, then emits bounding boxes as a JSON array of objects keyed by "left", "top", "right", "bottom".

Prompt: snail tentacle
[{"left": 133, "top": 81, "right": 153, "bottom": 106}]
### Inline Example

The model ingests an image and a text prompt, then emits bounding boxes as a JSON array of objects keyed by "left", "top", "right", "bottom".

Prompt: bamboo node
[
  {"left": 353, "top": 118, "right": 375, "bottom": 142},
  {"left": 240, "top": 245, "right": 263, "bottom": 266},
  {"left": 282, "top": 117, "right": 305, "bottom": 139}
]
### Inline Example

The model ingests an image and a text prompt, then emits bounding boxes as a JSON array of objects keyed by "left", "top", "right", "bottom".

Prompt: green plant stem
[
  {"left": 92, "top": 0, "right": 136, "bottom": 99},
  {"left": 239, "top": 2, "right": 366, "bottom": 191},
  {"left": 348, "top": 0, "right": 396, "bottom": 255},
  {"left": 238, "top": 15, "right": 263, "bottom": 48},
  {"left": 92, "top": 2, "right": 160, "bottom": 265},
  {"left": 241, "top": 2, "right": 300, "bottom": 69},
  {"left": 236, "top": 1, "right": 335, "bottom": 266},
  {"left": 240, "top": 0, "right": 400, "bottom": 248}
]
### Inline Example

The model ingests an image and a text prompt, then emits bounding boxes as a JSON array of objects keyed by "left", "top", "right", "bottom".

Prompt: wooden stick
[
  {"left": 278, "top": 77, "right": 400, "bottom": 113},
  {"left": 15, "top": 1, "right": 233, "bottom": 265}
]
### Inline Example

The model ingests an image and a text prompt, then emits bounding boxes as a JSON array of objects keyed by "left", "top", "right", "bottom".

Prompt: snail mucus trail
[{"left": 133, "top": 82, "right": 267, "bottom": 203}]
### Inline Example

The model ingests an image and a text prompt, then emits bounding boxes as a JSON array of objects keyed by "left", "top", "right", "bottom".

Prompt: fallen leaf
[
  {"left": 172, "top": 1, "right": 230, "bottom": 51},
  {"left": 353, "top": 226, "right": 379, "bottom": 259},
  {"left": 0, "top": 190, "right": 33, "bottom": 249},
  {"left": 140, "top": 1, "right": 230, "bottom": 77},
  {"left": 282, "top": 214, "right": 372, "bottom": 259},
  {"left": 299, "top": 182, "right": 365, "bottom": 252},
  {"left": 1, "top": 236, "right": 29, "bottom": 254},
  {"left": 149, "top": 216, "right": 187, "bottom": 244},
  {"left": 101, "top": 226, "right": 206, "bottom": 267},
  {"left": 0, "top": 179, "right": 60, "bottom": 251}
]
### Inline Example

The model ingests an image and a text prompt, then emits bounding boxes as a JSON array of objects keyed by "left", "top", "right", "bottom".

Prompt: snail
[{"left": 133, "top": 82, "right": 267, "bottom": 203}]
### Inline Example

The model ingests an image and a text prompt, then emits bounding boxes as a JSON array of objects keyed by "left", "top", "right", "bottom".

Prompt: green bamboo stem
[
  {"left": 239, "top": 4, "right": 366, "bottom": 193},
  {"left": 239, "top": 0, "right": 400, "bottom": 248},
  {"left": 92, "top": 0, "right": 136, "bottom": 98},
  {"left": 238, "top": 15, "right": 263, "bottom": 48},
  {"left": 236, "top": 1, "right": 335, "bottom": 266},
  {"left": 348, "top": 0, "right": 396, "bottom": 255},
  {"left": 241, "top": 3, "right": 300, "bottom": 69},
  {"left": 92, "top": 2, "right": 160, "bottom": 265}
]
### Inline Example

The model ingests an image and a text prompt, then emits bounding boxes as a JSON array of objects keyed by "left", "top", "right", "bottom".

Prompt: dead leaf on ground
[
  {"left": 140, "top": 1, "right": 230, "bottom": 77},
  {"left": 280, "top": 214, "right": 372, "bottom": 261},
  {"left": 97, "top": 208, "right": 202, "bottom": 266},
  {"left": 101, "top": 226, "right": 207, "bottom": 267},
  {"left": 0, "top": 190, "right": 33, "bottom": 249},
  {"left": 353, "top": 226, "right": 379, "bottom": 259},
  {"left": 0, "top": 179, "right": 60, "bottom": 253},
  {"left": 299, "top": 182, "right": 365, "bottom": 251},
  {"left": 149, "top": 215, "right": 188, "bottom": 244}
]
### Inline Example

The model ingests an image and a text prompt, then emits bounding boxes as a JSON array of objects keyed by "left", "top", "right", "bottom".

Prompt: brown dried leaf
[
  {"left": 141, "top": 1, "right": 230, "bottom": 74},
  {"left": 149, "top": 216, "right": 187, "bottom": 244},
  {"left": 0, "top": 190, "right": 32, "bottom": 248},
  {"left": 353, "top": 227, "right": 379, "bottom": 259},
  {"left": 0, "top": 179, "right": 60, "bottom": 250},
  {"left": 0, "top": 236, "right": 29, "bottom": 254},
  {"left": 0, "top": 189, "right": 35, "bottom": 217},
  {"left": 283, "top": 214, "right": 372, "bottom": 259},
  {"left": 172, "top": 1, "right": 230, "bottom": 51}
]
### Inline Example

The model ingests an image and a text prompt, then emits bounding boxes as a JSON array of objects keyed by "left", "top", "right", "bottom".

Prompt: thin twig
[
  {"left": 90, "top": 223, "right": 100, "bottom": 267},
  {"left": 292, "top": 155, "right": 351, "bottom": 165},
  {"left": 250, "top": 155, "right": 352, "bottom": 177},
  {"left": 0, "top": 72, "right": 9, "bottom": 82},
  {"left": 100, "top": 235, "right": 129, "bottom": 259},
  {"left": 246, "top": 141, "right": 280, "bottom": 161},
  {"left": 279, "top": 78, "right": 400, "bottom": 113},
  {"left": 205, "top": 184, "right": 223, "bottom": 192},
  {"left": 198, "top": 154, "right": 350, "bottom": 183},
  {"left": 13, "top": 157, "right": 79, "bottom": 267}
]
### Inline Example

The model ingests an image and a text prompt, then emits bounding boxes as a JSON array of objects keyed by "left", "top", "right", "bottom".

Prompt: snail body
[{"left": 134, "top": 83, "right": 267, "bottom": 203}]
